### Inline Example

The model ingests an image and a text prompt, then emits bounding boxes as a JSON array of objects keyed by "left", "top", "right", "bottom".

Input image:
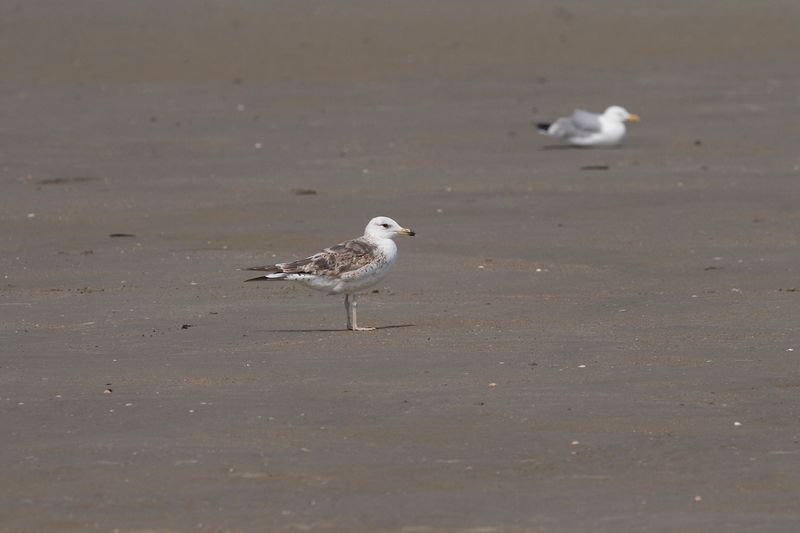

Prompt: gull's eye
[{"left": 381, "top": 223, "right": 390, "bottom": 228}]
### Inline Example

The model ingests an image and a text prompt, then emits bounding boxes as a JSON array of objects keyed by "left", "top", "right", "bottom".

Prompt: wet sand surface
[{"left": 2, "top": 1, "right": 800, "bottom": 531}]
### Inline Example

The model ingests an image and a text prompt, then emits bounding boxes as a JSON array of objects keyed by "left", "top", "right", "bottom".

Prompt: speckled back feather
[{"left": 245, "top": 238, "right": 377, "bottom": 280}]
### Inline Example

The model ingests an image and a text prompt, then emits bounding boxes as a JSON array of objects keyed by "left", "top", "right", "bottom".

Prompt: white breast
[{"left": 336, "top": 238, "right": 397, "bottom": 294}]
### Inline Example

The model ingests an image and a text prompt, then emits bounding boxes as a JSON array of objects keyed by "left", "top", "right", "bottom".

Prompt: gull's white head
[
  {"left": 603, "top": 106, "right": 640, "bottom": 123},
  {"left": 364, "top": 216, "right": 415, "bottom": 240}
]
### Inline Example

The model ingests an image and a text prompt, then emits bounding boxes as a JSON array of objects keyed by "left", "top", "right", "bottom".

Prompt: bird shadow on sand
[
  {"left": 541, "top": 144, "right": 624, "bottom": 150},
  {"left": 541, "top": 144, "right": 580, "bottom": 150},
  {"left": 263, "top": 324, "right": 416, "bottom": 333},
  {"left": 542, "top": 144, "right": 603, "bottom": 150}
]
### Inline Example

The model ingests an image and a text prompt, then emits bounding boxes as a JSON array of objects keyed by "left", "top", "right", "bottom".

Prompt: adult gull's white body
[{"left": 537, "top": 106, "right": 640, "bottom": 147}]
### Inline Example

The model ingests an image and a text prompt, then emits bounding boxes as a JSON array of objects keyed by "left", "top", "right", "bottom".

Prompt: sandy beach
[{"left": 2, "top": 1, "right": 800, "bottom": 531}]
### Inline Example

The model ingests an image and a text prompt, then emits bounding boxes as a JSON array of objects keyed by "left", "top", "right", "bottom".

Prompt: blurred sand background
[{"left": 2, "top": 1, "right": 800, "bottom": 531}]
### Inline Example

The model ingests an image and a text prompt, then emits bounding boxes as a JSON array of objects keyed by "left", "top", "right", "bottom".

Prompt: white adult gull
[
  {"left": 244, "top": 216, "right": 415, "bottom": 331},
  {"left": 537, "top": 105, "right": 640, "bottom": 147}
]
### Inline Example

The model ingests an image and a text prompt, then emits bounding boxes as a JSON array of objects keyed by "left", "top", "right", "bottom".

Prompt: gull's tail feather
[
  {"left": 245, "top": 265, "right": 281, "bottom": 273},
  {"left": 245, "top": 274, "right": 286, "bottom": 282},
  {"left": 536, "top": 122, "right": 552, "bottom": 133},
  {"left": 244, "top": 264, "right": 286, "bottom": 282}
]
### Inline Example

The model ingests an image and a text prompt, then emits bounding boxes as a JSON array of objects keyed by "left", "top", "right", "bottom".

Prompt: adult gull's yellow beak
[{"left": 626, "top": 114, "right": 641, "bottom": 123}]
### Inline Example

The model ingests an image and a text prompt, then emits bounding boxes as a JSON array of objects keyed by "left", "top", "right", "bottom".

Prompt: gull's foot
[{"left": 350, "top": 326, "right": 376, "bottom": 331}]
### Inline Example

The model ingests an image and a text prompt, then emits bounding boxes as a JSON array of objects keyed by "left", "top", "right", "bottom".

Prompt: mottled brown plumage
[{"left": 245, "top": 238, "right": 378, "bottom": 280}]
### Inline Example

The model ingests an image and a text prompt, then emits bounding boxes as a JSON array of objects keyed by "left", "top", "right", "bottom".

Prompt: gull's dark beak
[{"left": 400, "top": 228, "right": 415, "bottom": 237}]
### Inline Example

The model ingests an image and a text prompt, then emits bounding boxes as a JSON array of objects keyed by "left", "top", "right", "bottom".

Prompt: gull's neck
[{"left": 363, "top": 230, "right": 392, "bottom": 242}]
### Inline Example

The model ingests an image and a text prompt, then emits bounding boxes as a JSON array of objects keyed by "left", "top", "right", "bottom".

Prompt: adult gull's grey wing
[
  {"left": 569, "top": 109, "right": 603, "bottom": 133},
  {"left": 545, "top": 109, "right": 602, "bottom": 139}
]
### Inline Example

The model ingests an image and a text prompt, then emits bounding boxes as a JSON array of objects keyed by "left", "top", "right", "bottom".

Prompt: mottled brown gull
[{"left": 245, "top": 216, "right": 415, "bottom": 331}]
